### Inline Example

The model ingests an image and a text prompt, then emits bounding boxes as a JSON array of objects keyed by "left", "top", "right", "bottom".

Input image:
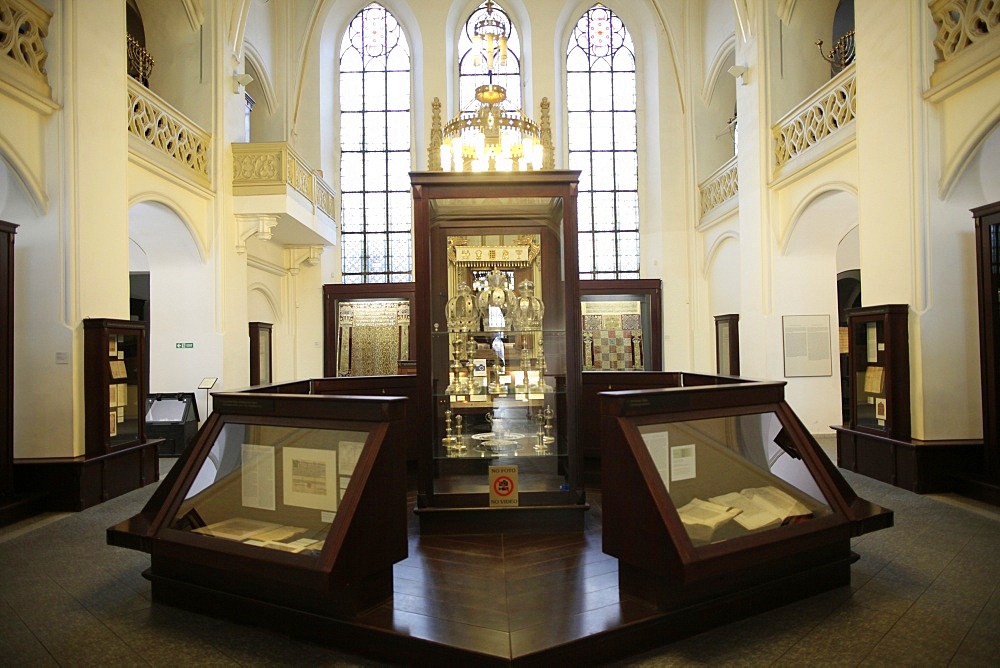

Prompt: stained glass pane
[
  {"left": 339, "top": 3, "right": 412, "bottom": 283},
  {"left": 567, "top": 5, "right": 638, "bottom": 279}
]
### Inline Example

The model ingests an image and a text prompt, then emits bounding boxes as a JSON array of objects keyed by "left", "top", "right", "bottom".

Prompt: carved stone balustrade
[
  {"left": 699, "top": 155, "right": 738, "bottom": 220},
  {"left": 930, "top": 0, "right": 999, "bottom": 63},
  {"left": 232, "top": 142, "right": 337, "bottom": 253},
  {"left": 0, "top": 0, "right": 55, "bottom": 112},
  {"left": 772, "top": 63, "right": 856, "bottom": 172},
  {"left": 127, "top": 77, "right": 211, "bottom": 186}
]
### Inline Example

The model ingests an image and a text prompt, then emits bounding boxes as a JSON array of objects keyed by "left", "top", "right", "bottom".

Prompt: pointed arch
[
  {"left": 242, "top": 42, "right": 277, "bottom": 115},
  {"left": 704, "top": 230, "right": 740, "bottom": 278},
  {"left": 248, "top": 281, "right": 282, "bottom": 325},
  {"left": 780, "top": 183, "right": 859, "bottom": 255},
  {"left": 702, "top": 34, "right": 737, "bottom": 106},
  {"left": 127, "top": 192, "right": 208, "bottom": 262},
  {"left": 0, "top": 137, "right": 47, "bottom": 214},
  {"left": 940, "top": 113, "right": 1000, "bottom": 200}
]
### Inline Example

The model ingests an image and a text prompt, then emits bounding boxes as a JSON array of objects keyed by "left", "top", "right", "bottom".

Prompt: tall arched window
[
  {"left": 458, "top": 1, "right": 522, "bottom": 109},
  {"left": 339, "top": 3, "right": 412, "bottom": 284},
  {"left": 567, "top": 4, "right": 639, "bottom": 279}
]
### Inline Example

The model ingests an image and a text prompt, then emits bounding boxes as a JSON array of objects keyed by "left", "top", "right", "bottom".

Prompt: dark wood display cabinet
[
  {"left": 714, "top": 313, "right": 740, "bottom": 375},
  {"left": 410, "top": 171, "right": 586, "bottom": 533},
  {"left": 579, "top": 278, "right": 662, "bottom": 371},
  {"left": 248, "top": 321, "right": 272, "bottom": 386},
  {"left": 601, "top": 377, "right": 892, "bottom": 619},
  {"left": 322, "top": 282, "right": 416, "bottom": 377},
  {"left": 16, "top": 318, "right": 159, "bottom": 510},
  {"left": 834, "top": 304, "right": 980, "bottom": 492},
  {"left": 0, "top": 222, "right": 15, "bottom": 503},
  {"left": 964, "top": 200, "right": 1000, "bottom": 504},
  {"left": 109, "top": 392, "right": 409, "bottom": 619}
]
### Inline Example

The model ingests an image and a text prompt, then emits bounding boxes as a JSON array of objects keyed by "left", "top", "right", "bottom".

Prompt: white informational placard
[
  {"left": 241, "top": 443, "right": 276, "bottom": 511},
  {"left": 282, "top": 447, "right": 338, "bottom": 512},
  {"left": 670, "top": 444, "right": 697, "bottom": 482},
  {"left": 782, "top": 315, "right": 833, "bottom": 377}
]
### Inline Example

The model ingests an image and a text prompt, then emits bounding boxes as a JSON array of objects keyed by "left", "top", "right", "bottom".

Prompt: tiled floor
[{"left": 1, "top": 458, "right": 999, "bottom": 666}]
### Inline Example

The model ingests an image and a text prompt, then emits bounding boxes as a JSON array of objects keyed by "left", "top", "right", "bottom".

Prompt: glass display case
[
  {"left": 1, "top": 222, "right": 14, "bottom": 500},
  {"left": 580, "top": 279, "right": 662, "bottom": 371},
  {"left": 600, "top": 377, "right": 892, "bottom": 612},
  {"left": 84, "top": 318, "right": 147, "bottom": 456},
  {"left": 108, "top": 391, "right": 409, "bottom": 617},
  {"left": 714, "top": 313, "right": 740, "bottom": 376},
  {"left": 845, "top": 304, "right": 910, "bottom": 439},
  {"left": 322, "top": 283, "right": 415, "bottom": 377},
  {"left": 146, "top": 392, "right": 200, "bottom": 456},
  {"left": 411, "top": 171, "right": 585, "bottom": 532},
  {"left": 249, "top": 321, "right": 272, "bottom": 386}
]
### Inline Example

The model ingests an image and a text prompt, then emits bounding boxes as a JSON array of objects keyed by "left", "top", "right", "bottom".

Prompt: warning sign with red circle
[{"left": 489, "top": 465, "right": 519, "bottom": 506}]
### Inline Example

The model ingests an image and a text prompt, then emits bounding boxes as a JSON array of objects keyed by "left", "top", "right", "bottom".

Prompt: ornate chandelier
[{"left": 429, "top": 1, "right": 551, "bottom": 172}]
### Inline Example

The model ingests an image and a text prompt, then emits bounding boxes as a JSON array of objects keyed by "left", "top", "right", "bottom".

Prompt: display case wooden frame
[
  {"left": 0, "top": 222, "right": 15, "bottom": 500},
  {"left": 973, "top": 201, "right": 1000, "bottom": 492},
  {"left": 248, "top": 321, "right": 272, "bottom": 386},
  {"left": 322, "top": 283, "right": 416, "bottom": 377},
  {"left": 580, "top": 278, "right": 662, "bottom": 371},
  {"left": 714, "top": 313, "right": 740, "bottom": 376},
  {"left": 84, "top": 318, "right": 148, "bottom": 456},
  {"left": 108, "top": 391, "right": 409, "bottom": 618},
  {"left": 600, "top": 377, "right": 892, "bottom": 613},
  {"left": 410, "top": 171, "right": 585, "bottom": 533},
  {"left": 844, "top": 304, "right": 910, "bottom": 439}
]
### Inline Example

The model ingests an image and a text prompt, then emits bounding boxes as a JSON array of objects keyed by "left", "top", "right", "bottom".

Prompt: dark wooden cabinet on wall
[
  {"left": 0, "top": 222, "right": 15, "bottom": 501},
  {"left": 972, "top": 201, "right": 1000, "bottom": 500},
  {"left": 579, "top": 279, "right": 662, "bottom": 371},
  {"left": 322, "top": 283, "right": 416, "bottom": 378},
  {"left": 249, "top": 322, "right": 272, "bottom": 386},
  {"left": 714, "top": 313, "right": 740, "bottom": 376},
  {"left": 834, "top": 304, "right": 980, "bottom": 493},
  {"left": 16, "top": 318, "right": 159, "bottom": 510}
]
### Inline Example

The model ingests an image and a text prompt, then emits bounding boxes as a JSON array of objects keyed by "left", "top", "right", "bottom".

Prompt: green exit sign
[{"left": 175, "top": 342, "right": 194, "bottom": 349}]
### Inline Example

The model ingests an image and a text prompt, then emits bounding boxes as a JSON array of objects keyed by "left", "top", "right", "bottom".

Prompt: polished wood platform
[{"left": 146, "top": 490, "right": 853, "bottom": 666}]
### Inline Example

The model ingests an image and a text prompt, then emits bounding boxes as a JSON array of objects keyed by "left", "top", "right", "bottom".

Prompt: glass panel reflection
[
  {"left": 640, "top": 413, "right": 830, "bottom": 546},
  {"left": 172, "top": 423, "right": 370, "bottom": 557}
]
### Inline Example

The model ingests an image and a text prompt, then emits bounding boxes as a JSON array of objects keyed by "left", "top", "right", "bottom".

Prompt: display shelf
[
  {"left": 411, "top": 171, "right": 585, "bottom": 532},
  {"left": 84, "top": 318, "right": 148, "bottom": 455},
  {"left": 580, "top": 279, "right": 662, "bottom": 371},
  {"left": 322, "top": 283, "right": 416, "bottom": 378},
  {"left": 844, "top": 304, "right": 910, "bottom": 439},
  {"left": 108, "top": 391, "right": 408, "bottom": 617},
  {"left": 600, "top": 376, "right": 892, "bottom": 612}
]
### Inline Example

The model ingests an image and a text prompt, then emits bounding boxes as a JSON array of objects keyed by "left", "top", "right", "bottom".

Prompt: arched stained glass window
[
  {"left": 339, "top": 3, "right": 412, "bottom": 284},
  {"left": 567, "top": 4, "right": 639, "bottom": 279},
  {"left": 458, "top": 1, "right": 522, "bottom": 110}
]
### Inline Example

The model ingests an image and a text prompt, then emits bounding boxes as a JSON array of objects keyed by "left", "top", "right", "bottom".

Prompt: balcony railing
[
  {"left": 0, "top": 0, "right": 52, "bottom": 106},
  {"left": 699, "top": 155, "right": 738, "bottom": 218},
  {"left": 930, "top": 0, "right": 999, "bottom": 62},
  {"left": 127, "top": 78, "right": 210, "bottom": 181},
  {"left": 773, "top": 63, "right": 856, "bottom": 168},
  {"left": 232, "top": 142, "right": 337, "bottom": 219}
]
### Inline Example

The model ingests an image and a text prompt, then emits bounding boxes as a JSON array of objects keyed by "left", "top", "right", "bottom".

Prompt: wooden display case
[
  {"left": 714, "top": 313, "right": 740, "bottom": 376},
  {"left": 844, "top": 305, "right": 910, "bottom": 439},
  {"left": 410, "top": 171, "right": 586, "bottom": 533},
  {"left": 322, "top": 283, "right": 416, "bottom": 377},
  {"left": 0, "top": 222, "right": 15, "bottom": 501},
  {"left": 84, "top": 318, "right": 148, "bottom": 455},
  {"left": 249, "top": 321, "right": 272, "bottom": 386},
  {"left": 974, "top": 201, "right": 1000, "bottom": 488},
  {"left": 580, "top": 279, "right": 662, "bottom": 371},
  {"left": 600, "top": 377, "right": 892, "bottom": 613},
  {"left": 108, "top": 391, "right": 409, "bottom": 618}
]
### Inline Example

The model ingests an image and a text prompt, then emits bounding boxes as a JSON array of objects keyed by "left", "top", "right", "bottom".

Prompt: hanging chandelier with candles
[{"left": 429, "top": 1, "right": 552, "bottom": 172}]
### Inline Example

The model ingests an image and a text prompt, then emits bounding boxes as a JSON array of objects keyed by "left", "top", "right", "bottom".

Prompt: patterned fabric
[
  {"left": 582, "top": 312, "right": 643, "bottom": 370},
  {"left": 337, "top": 300, "right": 410, "bottom": 376}
]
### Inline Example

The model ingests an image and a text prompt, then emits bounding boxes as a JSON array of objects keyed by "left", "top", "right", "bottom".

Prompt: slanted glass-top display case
[
  {"left": 600, "top": 376, "right": 892, "bottom": 612},
  {"left": 108, "top": 391, "right": 408, "bottom": 617}
]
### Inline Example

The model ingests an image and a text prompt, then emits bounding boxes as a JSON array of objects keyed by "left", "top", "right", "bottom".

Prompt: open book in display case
[{"left": 600, "top": 375, "right": 893, "bottom": 614}]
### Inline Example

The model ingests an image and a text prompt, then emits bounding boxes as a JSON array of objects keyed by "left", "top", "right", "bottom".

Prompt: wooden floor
[{"left": 344, "top": 490, "right": 670, "bottom": 666}]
